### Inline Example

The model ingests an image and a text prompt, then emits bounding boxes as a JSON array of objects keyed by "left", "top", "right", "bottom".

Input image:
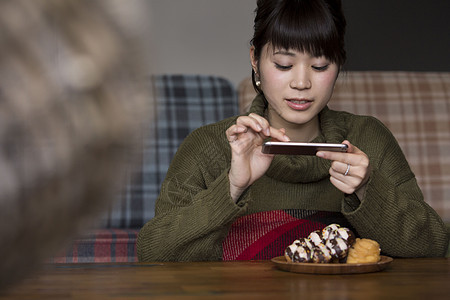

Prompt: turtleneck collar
[{"left": 248, "top": 94, "right": 347, "bottom": 183}]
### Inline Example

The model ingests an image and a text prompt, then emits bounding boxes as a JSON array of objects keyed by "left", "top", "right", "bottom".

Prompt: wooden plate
[{"left": 271, "top": 255, "right": 393, "bottom": 275}]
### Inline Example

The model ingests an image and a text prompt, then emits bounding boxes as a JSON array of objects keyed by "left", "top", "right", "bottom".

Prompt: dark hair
[{"left": 251, "top": 0, "right": 346, "bottom": 92}]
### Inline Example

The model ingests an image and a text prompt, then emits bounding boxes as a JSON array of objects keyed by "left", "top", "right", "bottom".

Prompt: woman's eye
[
  {"left": 275, "top": 63, "right": 292, "bottom": 70},
  {"left": 312, "top": 65, "right": 329, "bottom": 71}
]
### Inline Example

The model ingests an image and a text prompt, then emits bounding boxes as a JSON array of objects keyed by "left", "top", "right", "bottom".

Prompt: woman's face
[{"left": 251, "top": 44, "right": 339, "bottom": 140}]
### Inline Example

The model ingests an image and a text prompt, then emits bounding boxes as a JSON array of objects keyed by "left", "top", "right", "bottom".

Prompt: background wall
[
  {"left": 343, "top": 1, "right": 450, "bottom": 73},
  {"left": 148, "top": 0, "right": 450, "bottom": 87},
  {"left": 148, "top": 0, "right": 254, "bottom": 87}
]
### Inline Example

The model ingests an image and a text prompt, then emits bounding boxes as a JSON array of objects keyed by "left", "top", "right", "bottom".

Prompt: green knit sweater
[{"left": 137, "top": 95, "right": 449, "bottom": 261}]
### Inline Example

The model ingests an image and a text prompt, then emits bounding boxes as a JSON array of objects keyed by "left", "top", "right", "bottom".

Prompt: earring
[{"left": 254, "top": 69, "right": 261, "bottom": 87}]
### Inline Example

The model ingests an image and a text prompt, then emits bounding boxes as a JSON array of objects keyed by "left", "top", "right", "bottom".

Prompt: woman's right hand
[{"left": 226, "top": 113, "right": 290, "bottom": 202}]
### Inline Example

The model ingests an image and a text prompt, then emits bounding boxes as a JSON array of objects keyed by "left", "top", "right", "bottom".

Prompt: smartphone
[{"left": 261, "top": 142, "right": 348, "bottom": 155}]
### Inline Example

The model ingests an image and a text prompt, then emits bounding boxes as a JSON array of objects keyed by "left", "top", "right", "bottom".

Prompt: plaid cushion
[
  {"left": 101, "top": 74, "right": 238, "bottom": 228},
  {"left": 238, "top": 71, "right": 450, "bottom": 222},
  {"left": 50, "top": 229, "right": 139, "bottom": 263}
]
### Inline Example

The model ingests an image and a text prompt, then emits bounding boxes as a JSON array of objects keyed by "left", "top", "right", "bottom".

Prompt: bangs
[{"left": 267, "top": 1, "right": 344, "bottom": 64}]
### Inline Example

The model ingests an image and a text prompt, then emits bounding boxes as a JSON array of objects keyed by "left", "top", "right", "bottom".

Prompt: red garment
[{"left": 222, "top": 209, "right": 354, "bottom": 260}]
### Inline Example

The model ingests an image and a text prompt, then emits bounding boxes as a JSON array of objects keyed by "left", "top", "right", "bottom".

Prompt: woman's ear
[{"left": 250, "top": 46, "right": 258, "bottom": 74}]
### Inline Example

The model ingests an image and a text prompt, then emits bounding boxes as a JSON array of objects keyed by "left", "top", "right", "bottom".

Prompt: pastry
[
  {"left": 328, "top": 227, "right": 356, "bottom": 246},
  {"left": 285, "top": 238, "right": 314, "bottom": 263},
  {"left": 322, "top": 223, "right": 340, "bottom": 241},
  {"left": 311, "top": 243, "right": 332, "bottom": 263},
  {"left": 292, "top": 245, "right": 312, "bottom": 263},
  {"left": 308, "top": 230, "right": 324, "bottom": 247},
  {"left": 297, "top": 237, "right": 314, "bottom": 250},
  {"left": 325, "top": 236, "right": 350, "bottom": 260},
  {"left": 284, "top": 239, "right": 301, "bottom": 263},
  {"left": 283, "top": 225, "right": 379, "bottom": 264},
  {"left": 346, "top": 238, "right": 380, "bottom": 264}
]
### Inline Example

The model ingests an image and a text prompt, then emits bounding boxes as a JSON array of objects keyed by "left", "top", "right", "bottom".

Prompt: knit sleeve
[
  {"left": 342, "top": 117, "right": 449, "bottom": 257},
  {"left": 137, "top": 123, "right": 249, "bottom": 262}
]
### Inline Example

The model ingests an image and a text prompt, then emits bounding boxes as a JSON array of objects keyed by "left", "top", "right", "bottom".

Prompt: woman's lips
[{"left": 285, "top": 98, "right": 313, "bottom": 111}]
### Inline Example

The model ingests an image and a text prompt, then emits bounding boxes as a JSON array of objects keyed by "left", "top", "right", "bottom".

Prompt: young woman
[{"left": 137, "top": 0, "right": 448, "bottom": 261}]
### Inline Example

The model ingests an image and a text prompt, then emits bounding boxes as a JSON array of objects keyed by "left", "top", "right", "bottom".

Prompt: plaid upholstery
[
  {"left": 102, "top": 74, "right": 238, "bottom": 228},
  {"left": 50, "top": 229, "right": 139, "bottom": 263},
  {"left": 53, "top": 74, "right": 238, "bottom": 263},
  {"left": 238, "top": 71, "right": 450, "bottom": 222}
]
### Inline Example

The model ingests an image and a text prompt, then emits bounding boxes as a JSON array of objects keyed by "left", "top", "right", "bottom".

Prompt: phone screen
[{"left": 261, "top": 142, "right": 348, "bottom": 155}]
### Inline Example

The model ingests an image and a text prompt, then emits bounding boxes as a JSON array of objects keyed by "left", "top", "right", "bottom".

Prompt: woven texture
[
  {"left": 222, "top": 210, "right": 355, "bottom": 260},
  {"left": 54, "top": 74, "right": 238, "bottom": 262},
  {"left": 238, "top": 71, "right": 450, "bottom": 222},
  {"left": 101, "top": 74, "right": 238, "bottom": 228},
  {"left": 51, "top": 229, "right": 139, "bottom": 263}
]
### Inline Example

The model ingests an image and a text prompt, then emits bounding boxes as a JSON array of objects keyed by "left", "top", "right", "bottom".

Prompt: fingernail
[
  {"left": 284, "top": 135, "right": 290, "bottom": 141},
  {"left": 265, "top": 128, "right": 270, "bottom": 135},
  {"left": 316, "top": 151, "right": 324, "bottom": 158}
]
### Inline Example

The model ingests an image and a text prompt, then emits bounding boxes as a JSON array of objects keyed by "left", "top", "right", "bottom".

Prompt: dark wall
[{"left": 343, "top": 1, "right": 450, "bottom": 72}]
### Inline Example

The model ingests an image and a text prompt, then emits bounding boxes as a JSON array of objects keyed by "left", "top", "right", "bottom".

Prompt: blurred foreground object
[{"left": 0, "top": 0, "right": 151, "bottom": 290}]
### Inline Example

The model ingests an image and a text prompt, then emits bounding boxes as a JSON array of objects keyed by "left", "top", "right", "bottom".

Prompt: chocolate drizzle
[{"left": 284, "top": 224, "right": 357, "bottom": 263}]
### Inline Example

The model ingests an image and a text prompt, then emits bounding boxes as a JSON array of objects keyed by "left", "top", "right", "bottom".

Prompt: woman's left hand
[{"left": 316, "top": 140, "right": 371, "bottom": 197}]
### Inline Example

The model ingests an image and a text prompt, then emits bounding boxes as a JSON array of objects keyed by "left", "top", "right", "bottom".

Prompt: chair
[{"left": 52, "top": 74, "right": 239, "bottom": 262}]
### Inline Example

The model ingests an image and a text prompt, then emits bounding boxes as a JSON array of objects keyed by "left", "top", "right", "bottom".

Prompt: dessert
[
  {"left": 328, "top": 227, "right": 356, "bottom": 246},
  {"left": 285, "top": 240, "right": 310, "bottom": 263},
  {"left": 285, "top": 239, "right": 300, "bottom": 263},
  {"left": 284, "top": 224, "right": 375, "bottom": 264},
  {"left": 325, "top": 236, "right": 350, "bottom": 260},
  {"left": 308, "top": 230, "right": 324, "bottom": 247},
  {"left": 346, "top": 238, "right": 381, "bottom": 264},
  {"left": 292, "top": 245, "right": 312, "bottom": 263},
  {"left": 322, "top": 223, "right": 340, "bottom": 241},
  {"left": 297, "top": 237, "right": 314, "bottom": 250},
  {"left": 310, "top": 243, "right": 332, "bottom": 263}
]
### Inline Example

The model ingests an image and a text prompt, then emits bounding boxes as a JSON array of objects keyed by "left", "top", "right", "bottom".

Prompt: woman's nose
[{"left": 289, "top": 70, "right": 311, "bottom": 90}]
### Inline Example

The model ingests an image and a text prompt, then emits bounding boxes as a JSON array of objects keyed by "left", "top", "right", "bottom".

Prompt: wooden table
[{"left": 0, "top": 258, "right": 449, "bottom": 299}]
